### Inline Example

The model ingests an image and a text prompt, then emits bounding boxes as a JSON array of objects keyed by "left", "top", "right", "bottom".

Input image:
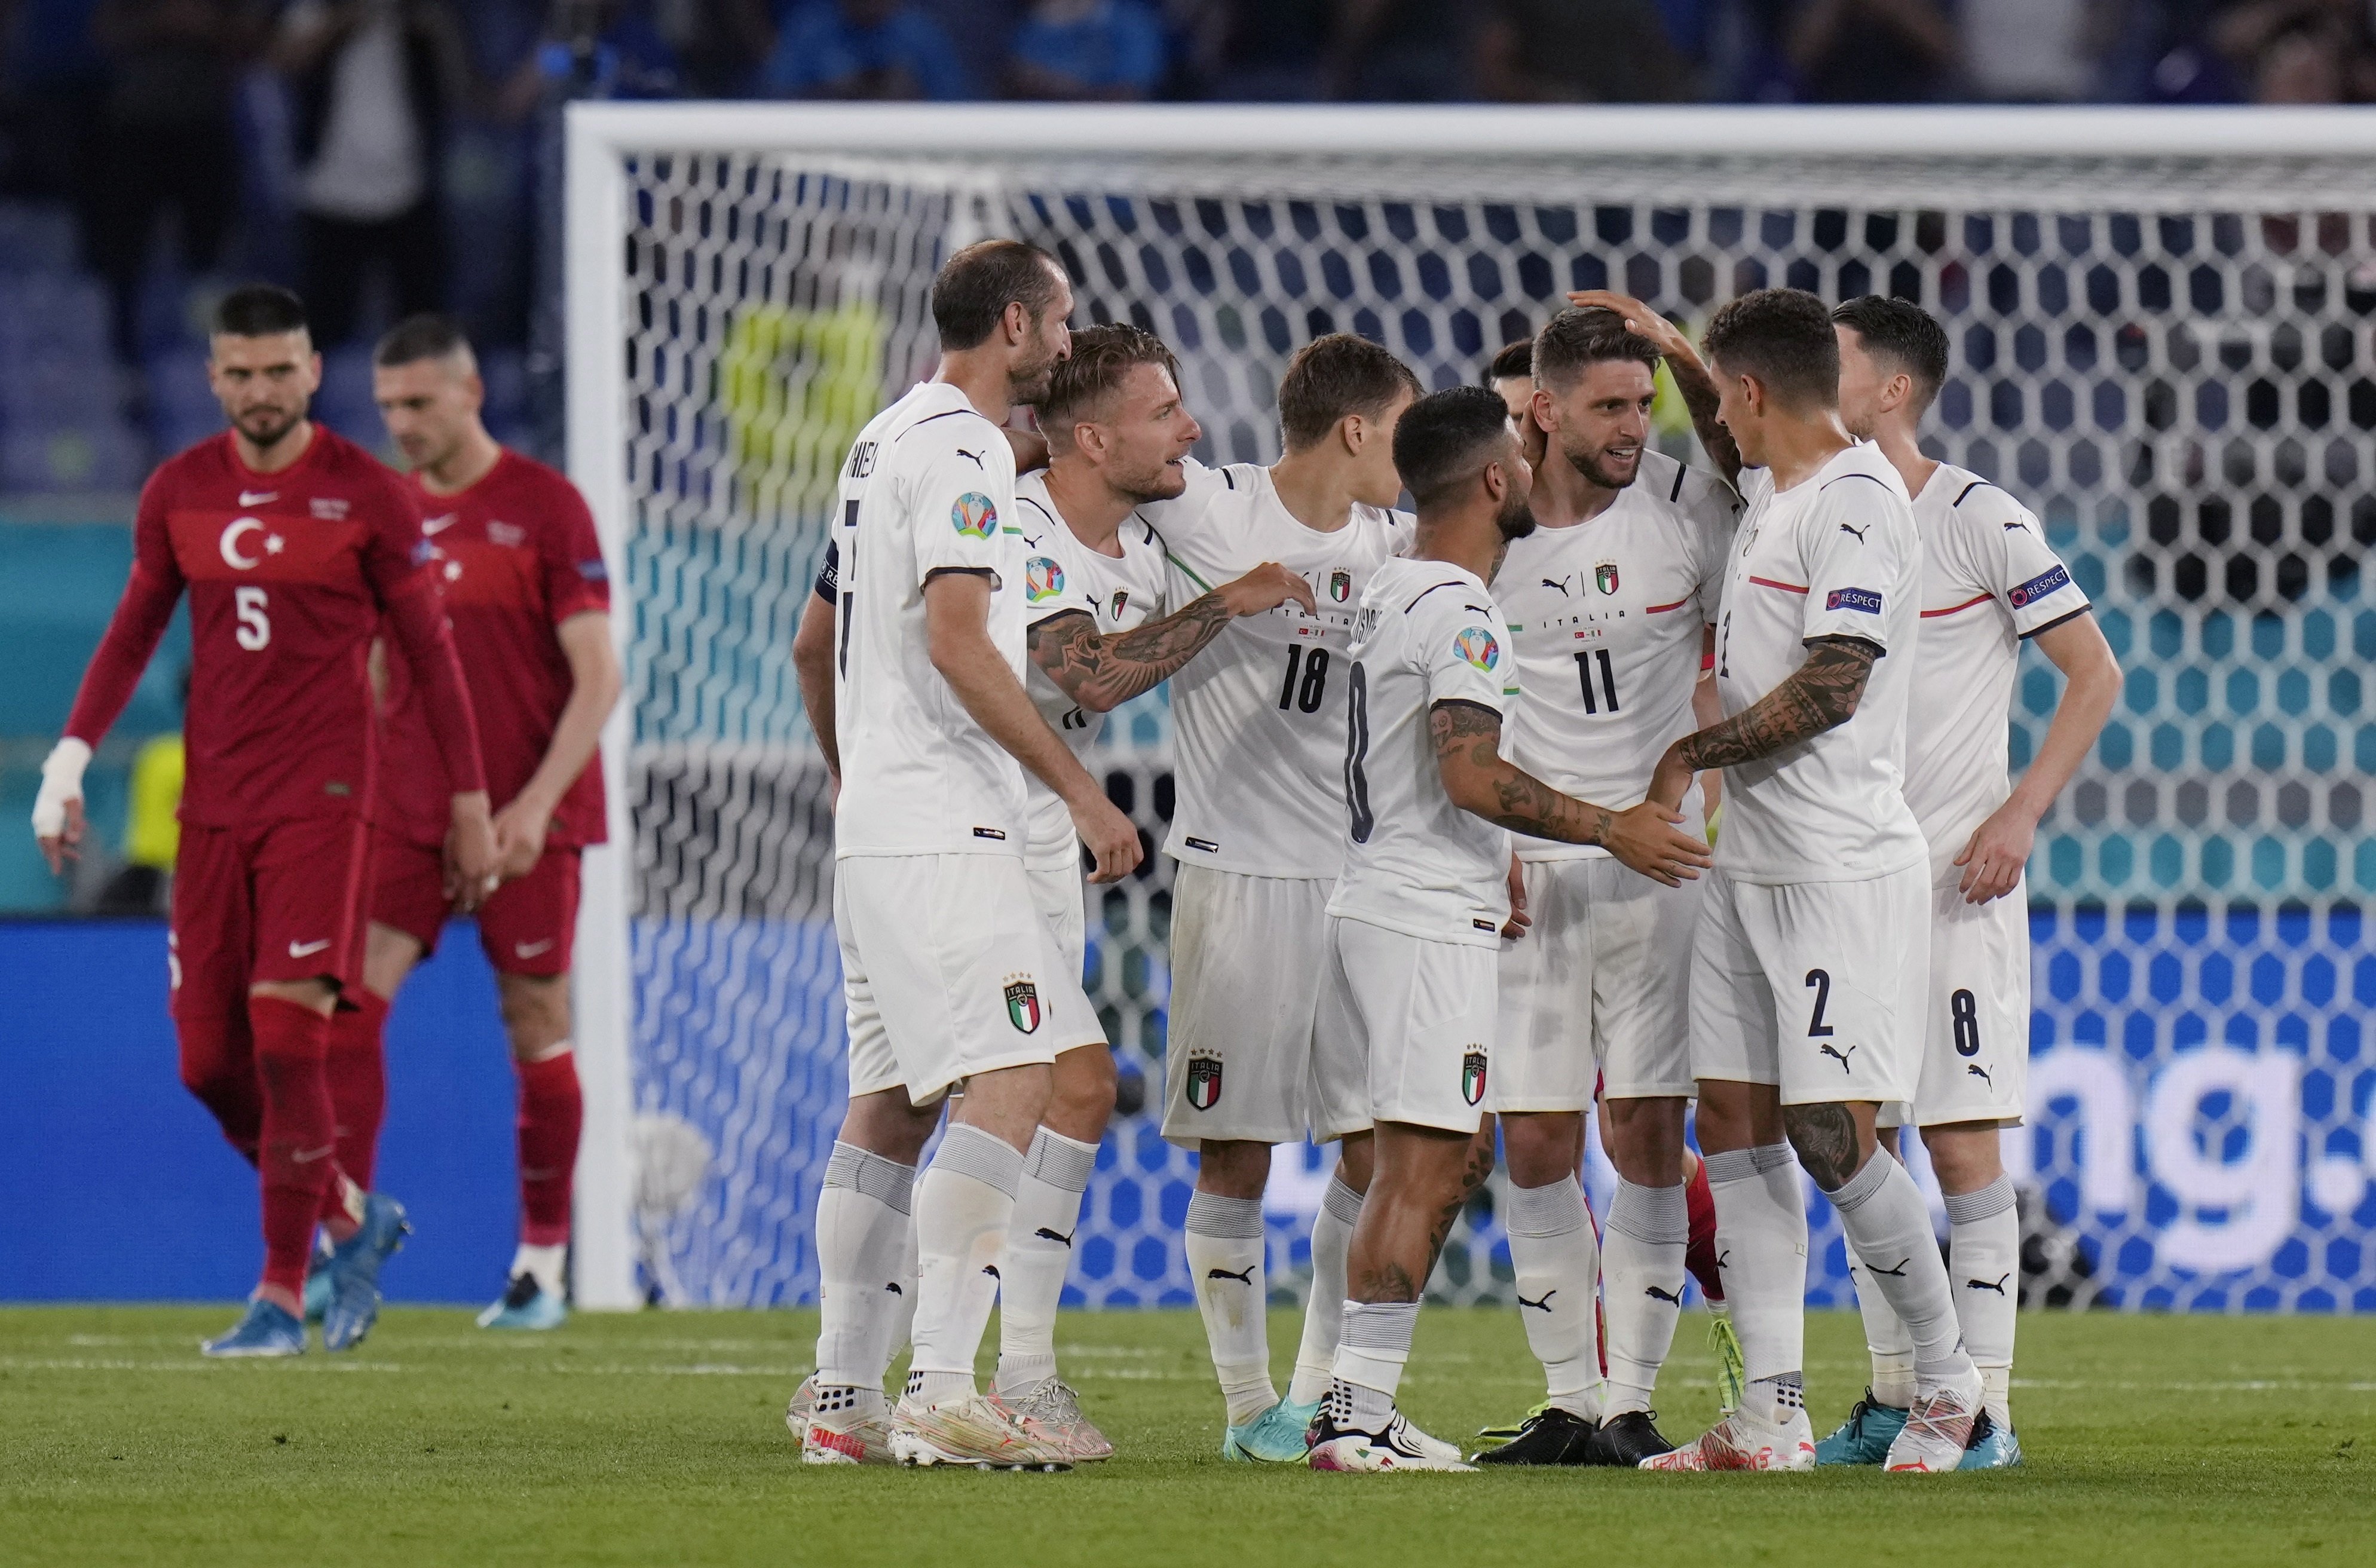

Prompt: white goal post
[{"left": 564, "top": 103, "right": 2376, "bottom": 1313}]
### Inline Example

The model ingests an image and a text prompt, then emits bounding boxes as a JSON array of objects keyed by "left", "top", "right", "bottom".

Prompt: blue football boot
[
  {"left": 1815, "top": 1388, "right": 1909, "bottom": 1466},
  {"left": 320, "top": 1193, "right": 411, "bottom": 1352},
  {"left": 302, "top": 1238, "right": 335, "bottom": 1324},
  {"left": 1958, "top": 1420, "right": 2025, "bottom": 1469},
  {"left": 1222, "top": 1397, "right": 1320, "bottom": 1463},
  {"left": 201, "top": 1297, "right": 306, "bottom": 1358},
  {"left": 476, "top": 1272, "right": 568, "bottom": 1331}
]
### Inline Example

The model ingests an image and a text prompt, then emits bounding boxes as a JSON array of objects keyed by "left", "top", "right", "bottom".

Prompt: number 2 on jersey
[
  {"left": 1573, "top": 647, "right": 1620, "bottom": 714},
  {"left": 1277, "top": 644, "right": 1329, "bottom": 713}
]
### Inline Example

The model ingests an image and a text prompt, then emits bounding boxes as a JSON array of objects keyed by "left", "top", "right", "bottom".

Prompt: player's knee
[
  {"left": 1195, "top": 1138, "right": 1272, "bottom": 1199},
  {"left": 838, "top": 1087, "right": 941, "bottom": 1164},
  {"left": 498, "top": 974, "right": 571, "bottom": 1059},
  {"left": 1047, "top": 1044, "right": 1117, "bottom": 1134},
  {"left": 1921, "top": 1123, "right": 2005, "bottom": 1192},
  {"left": 1499, "top": 1111, "right": 1578, "bottom": 1187},
  {"left": 1780, "top": 1102, "right": 1869, "bottom": 1192}
]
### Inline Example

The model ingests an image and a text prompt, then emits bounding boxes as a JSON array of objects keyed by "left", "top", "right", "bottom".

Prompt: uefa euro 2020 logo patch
[
  {"left": 1025, "top": 556, "right": 1065, "bottom": 603},
  {"left": 952, "top": 492, "right": 997, "bottom": 538},
  {"left": 1455, "top": 626, "right": 1500, "bottom": 672}
]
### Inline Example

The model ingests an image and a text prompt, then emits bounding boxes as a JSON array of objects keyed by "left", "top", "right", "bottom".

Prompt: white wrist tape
[{"left": 32, "top": 737, "right": 92, "bottom": 838}]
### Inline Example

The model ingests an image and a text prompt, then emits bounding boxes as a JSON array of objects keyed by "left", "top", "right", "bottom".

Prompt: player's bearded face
[
  {"left": 1008, "top": 290, "right": 1074, "bottom": 404},
  {"left": 210, "top": 330, "right": 319, "bottom": 451},
  {"left": 1100, "top": 363, "right": 1201, "bottom": 503},
  {"left": 1493, "top": 444, "right": 1538, "bottom": 541},
  {"left": 1833, "top": 327, "right": 1883, "bottom": 440},
  {"left": 1551, "top": 360, "right": 1657, "bottom": 491}
]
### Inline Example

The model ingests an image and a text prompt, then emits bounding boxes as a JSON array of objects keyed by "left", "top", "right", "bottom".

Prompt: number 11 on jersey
[{"left": 1573, "top": 647, "right": 1619, "bottom": 714}]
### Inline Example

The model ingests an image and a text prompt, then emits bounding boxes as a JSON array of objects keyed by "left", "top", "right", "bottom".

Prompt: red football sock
[
  {"left": 1684, "top": 1150, "right": 1724, "bottom": 1303},
  {"left": 251, "top": 996, "right": 338, "bottom": 1298},
  {"left": 516, "top": 1050, "right": 582, "bottom": 1248},
  {"left": 176, "top": 1012, "right": 262, "bottom": 1166},
  {"left": 325, "top": 988, "right": 389, "bottom": 1192}
]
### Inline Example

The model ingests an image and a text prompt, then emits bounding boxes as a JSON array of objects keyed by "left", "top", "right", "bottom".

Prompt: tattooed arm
[
  {"left": 1648, "top": 636, "right": 1879, "bottom": 811},
  {"left": 1027, "top": 562, "right": 1316, "bottom": 713},
  {"left": 1432, "top": 699, "right": 1711, "bottom": 887}
]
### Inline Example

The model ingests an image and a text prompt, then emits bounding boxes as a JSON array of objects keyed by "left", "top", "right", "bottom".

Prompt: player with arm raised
[
  {"left": 1304, "top": 387, "right": 1710, "bottom": 1472},
  {"left": 1144, "top": 335, "right": 1419, "bottom": 1463},
  {"left": 31, "top": 285, "right": 495, "bottom": 1357},
  {"left": 800, "top": 240, "right": 1141, "bottom": 1472},
  {"left": 1639, "top": 288, "right": 1983, "bottom": 1475},
  {"left": 1472, "top": 307, "right": 1741, "bottom": 1468},
  {"left": 332, "top": 314, "right": 623, "bottom": 1333},
  {"left": 1814, "top": 296, "right": 2118, "bottom": 1471}
]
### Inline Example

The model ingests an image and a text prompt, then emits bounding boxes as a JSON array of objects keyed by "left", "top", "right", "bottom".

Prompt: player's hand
[
  {"left": 1602, "top": 800, "right": 1712, "bottom": 888},
  {"left": 1217, "top": 562, "right": 1317, "bottom": 618},
  {"left": 491, "top": 795, "right": 553, "bottom": 880},
  {"left": 1646, "top": 740, "right": 1696, "bottom": 816},
  {"left": 1070, "top": 792, "right": 1143, "bottom": 884},
  {"left": 32, "top": 737, "right": 91, "bottom": 875},
  {"left": 445, "top": 791, "right": 500, "bottom": 913},
  {"left": 1955, "top": 801, "right": 2036, "bottom": 904},
  {"left": 1567, "top": 289, "right": 1701, "bottom": 365},
  {"left": 1501, "top": 852, "right": 1532, "bottom": 940}
]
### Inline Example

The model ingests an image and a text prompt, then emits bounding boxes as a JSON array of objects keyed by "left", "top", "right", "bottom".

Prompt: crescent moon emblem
[{"left": 220, "top": 516, "right": 266, "bottom": 571}]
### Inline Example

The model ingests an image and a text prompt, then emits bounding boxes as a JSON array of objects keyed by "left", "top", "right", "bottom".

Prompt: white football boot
[{"left": 1885, "top": 1366, "right": 1988, "bottom": 1474}]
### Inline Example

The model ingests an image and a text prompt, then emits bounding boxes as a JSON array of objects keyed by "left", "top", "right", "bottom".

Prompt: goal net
[{"left": 565, "top": 105, "right": 2376, "bottom": 1316}]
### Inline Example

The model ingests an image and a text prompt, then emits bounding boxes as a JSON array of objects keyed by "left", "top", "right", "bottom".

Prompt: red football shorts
[
  {"left": 368, "top": 826, "right": 581, "bottom": 977},
  {"left": 170, "top": 814, "right": 370, "bottom": 1021}
]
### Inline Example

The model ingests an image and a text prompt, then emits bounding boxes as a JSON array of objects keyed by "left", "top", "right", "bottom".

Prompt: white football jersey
[
  {"left": 1496, "top": 449, "right": 1739, "bottom": 862},
  {"left": 1141, "top": 460, "right": 1414, "bottom": 878},
  {"left": 1328, "top": 557, "right": 1517, "bottom": 948},
  {"left": 1014, "top": 469, "right": 1173, "bottom": 868},
  {"left": 1710, "top": 442, "right": 1928, "bottom": 885},
  {"left": 830, "top": 381, "right": 1028, "bottom": 858},
  {"left": 1905, "top": 463, "right": 2092, "bottom": 883}
]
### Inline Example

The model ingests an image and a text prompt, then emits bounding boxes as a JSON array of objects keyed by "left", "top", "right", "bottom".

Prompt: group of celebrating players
[
  {"left": 785, "top": 237, "right": 2120, "bottom": 1476},
  {"left": 33, "top": 287, "right": 619, "bottom": 1354}
]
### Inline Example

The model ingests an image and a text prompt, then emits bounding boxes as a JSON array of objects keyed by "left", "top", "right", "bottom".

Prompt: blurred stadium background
[{"left": 1, "top": 2, "right": 2372, "bottom": 1319}]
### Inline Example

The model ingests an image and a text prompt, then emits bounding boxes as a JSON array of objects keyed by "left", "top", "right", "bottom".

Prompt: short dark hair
[
  {"left": 1832, "top": 294, "right": 1949, "bottom": 413},
  {"left": 1391, "top": 384, "right": 1514, "bottom": 511},
  {"left": 1484, "top": 338, "right": 1535, "bottom": 384},
  {"left": 1701, "top": 287, "right": 1839, "bottom": 410},
  {"left": 1039, "top": 322, "right": 1180, "bottom": 435},
  {"left": 373, "top": 312, "right": 473, "bottom": 369},
  {"left": 212, "top": 284, "right": 308, "bottom": 339},
  {"left": 932, "top": 239, "right": 1067, "bottom": 351},
  {"left": 1278, "top": 333, "right": 1421, "bottom": 451},
  {"left": 1532, "top": 306, "right": 1662, "bottom": 392}
]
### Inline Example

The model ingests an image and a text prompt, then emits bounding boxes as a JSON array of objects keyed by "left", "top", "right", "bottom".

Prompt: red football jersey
[
  {"left": 379, "top": 450, "right": 611, "bottom": 849},
  {"left": 82, "top": 428, "right": 452, "bottom": 828}
]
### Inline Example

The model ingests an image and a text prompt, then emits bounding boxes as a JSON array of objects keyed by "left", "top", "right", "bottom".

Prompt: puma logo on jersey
[
  {"left": 2004, "top": 520, "right": 2031, "bottom": 533},
  {"left": 1541, "top": 575, "right": 1574, "bottom": 596},
  {"left": 1968, "top": 1272, "right": 2011, "bottom": 1295},
  {"left": 955, "top": 447, "right": 987, "bottom": 468},
  {"left": 1819, "top": 1042, "right": 1858, "bottom": 1072},
  {"left": 1867, "top": 1257, "right": 1911, "bottom": 1278},
  {"left": 1967, "top": 1063, "right": 1995, "bottom": 1088},
  {"left": 1517, "top": 1290, "right": 1556, "bottom": 1312},
  {"left": 1034, "top": 1226, "right": 1075, "bottom": 1248},
  {"left": 1021, "top": 533, "right": 1043, "bottom": 548},
  {"left": 981, "top": 1264, "right": 1000, "bottom": 1280},
  {"left": 1206, "top": 1265, "right": 1255, "bottom": 1285},
  {"left": 1838, "top": 522, "right": 1871, "bottom": 542},
  {"left": 884, "top": 1282, "right": 904, "bottom": 1295},
  {"left": 1644, "top": 1284, "right": 1682, "bottom": 1305},
  {"left": 287, "top": 938, "right": 332, "bottom": 958}
]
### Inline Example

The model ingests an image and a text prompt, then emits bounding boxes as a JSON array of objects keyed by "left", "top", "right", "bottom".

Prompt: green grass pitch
[{"left": 4, "top": 1304, "right": 2368, "bottom": 1566}]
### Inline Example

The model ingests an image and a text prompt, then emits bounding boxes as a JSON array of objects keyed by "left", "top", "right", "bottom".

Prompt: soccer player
[
  {"left": 1475, "top": 306, "right": 1741, "bottom": 1467},
  {"left": 1484, "top": 338, "right": 1536, "bottom": 419},
  {"left": 336, "top": 313, "right": 623, "bottom": 1331},
  {"left": 1639, "top": 287, "right": 1985, "bottom": 1475},
  {"left": 31, "top": 284, "right": 494, "bottom": 1356},
  {"left": 1304, "top": 385, "right": 1710, "bottom": 1471},
  {"left": 1140, "top": 334, "right": 1421, "bottom": 1462},
  {"left": 801, "top": 239, "right": 1141, "bottom": 1471},
  {"left": 1817, "top": 296, "right": 2118, "bottom": 1469}
]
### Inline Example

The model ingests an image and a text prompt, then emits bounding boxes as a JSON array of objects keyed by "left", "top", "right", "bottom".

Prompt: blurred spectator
[
  {"left": 758, "top": 0, "right": 969, "bottom": 100},
  {"left": 1322, "top": 0, "right": 1469, "bottom": 100},
  {"left": 1957, "top": 0, "right": 2117, "bottom": 99},
  {"left": 87, "top": 0, "right": 260, "bottom": 368},
  {"left": 273, "top": 1, "right": 475, "bottom": 348},
  {"left": 2213, "top": 0, "right": 2376, "bottom": 102},
  {"left": 1475, "top": 0, "right": 1696, "bottom": 100},
  {"left": 650, "top": 0, "right": 775, "bottom": 95},
  {"left": 1, "top": 0, "right": 108, "bottom": 200},
  {"left": 1008, "top": 0, "right": 1168, "bottom": 100},
  {"left": 497, "top": 1, "right": 682, "bottom": 117},
  {"left": 1785, "top": 0, "right": 1958, "bottom": 101},
  {"left": 1201, "top": 0, "right": 1330, "bottom": 100}
]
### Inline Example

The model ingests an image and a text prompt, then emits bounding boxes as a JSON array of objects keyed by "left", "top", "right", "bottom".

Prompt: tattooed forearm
[
  {"left": 1026, "top": 590, "right": 1233, "bottom": 711},
  {"left": 1676, "top": 638, "right": 1875, "bottom": 772},
  {"left": 1783, "top": 1102, "right": 1863, "bottom": 1191},
  {"left": 1431, "top": 700, "right": 1610, "bottom": 846},
  {"left": 1666, "top": 351, "right": 1743, "bottom": 486}
]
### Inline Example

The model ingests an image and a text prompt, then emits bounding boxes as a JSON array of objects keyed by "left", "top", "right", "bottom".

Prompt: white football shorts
[
  {"left": 1879, "top": 878, "right": 2030, "bottom": 1129},
  {"left": 1026, "top": 859, "right": 1108, "bottom": 1055},
  {"left": 1318, "top": 915, "right": 1497, "bottom": 1137},
  {"left": 1495, "top": 856, "right": 1700, "bottom": 1111},
  {"left": 836, "top": 853, "right": 1079, "bottom": 1102},
  {"left": 1689, "top": 863, "right": 1928, "bottom": 1107},
  {"left": 1162, "top": 865, "right": 1362, "bottom": 1146}
]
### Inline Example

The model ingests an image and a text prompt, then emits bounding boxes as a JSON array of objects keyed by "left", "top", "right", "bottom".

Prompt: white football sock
[
  {"left": 812, "top": 1141, "right": 916, "bottom": 1401},
  {"left": 1601, "top": 1178, "right": 1688, "bottom": 1417},
  {"left": 994, "top": 1127, "right": 1098, "bottom": 1397},
  {"left": 1286, "top": 1171, "right": 1362, "bottom": 1407},
  {"left": 1946, "top": 1174, "right": 2020, "bottom": 1428},
  {"left": 1185, "top": 1190, "right": 1276, "bottom": 1425},
  {"left": 510, "top": 1241, "right": 568, "bottom": 1300},
  {"left": 1504, "top": 1175, "right": 1603, "bottom": 1420},
  {"left": 1330, "top": 1300, "right": 1417, "bottom": 1428},
  {"left": 1829, "top": 1150, "right": 1976, "bottom": 1392},
  {"left": 883, "top": 1212, "right": 918, "bottom": 1374},
  {"left": 1704, "top": 1145, "right": 1807, "bottom": 1389},
  {"left": 904, "top": 1125, "right": 1022, "bottom": 1406},
  {"left": 1848, "top": 1252, "right": 1917, "bottom": 1409}
]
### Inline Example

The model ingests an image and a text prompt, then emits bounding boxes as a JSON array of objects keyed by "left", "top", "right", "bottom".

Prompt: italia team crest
[
  {"left": 1186, "top": 1050, "right": 1224, "bottom": 1111},
  {"left": 1461, "top": 1049, "right": 1488, "bottom": 1106},
  {"left": 1328, "top": 569, "right": 1352, "bottom": 603},
  {"left": 1595, "top": 561, "right": 1621, "bottom": 595},
  {"left": 1455, "top": 626, "right": 1500, "bottom": 672},
  {"left": 1110, "top": 589, "right": 1130, "bottom": 620},
  {"left": 1025, "top": 555, "right": 1065, "bottom": 602},
  {"left": 951, "top": 492, "right": 998, "bottom": 538},
  {"left": 1003, "top": 974, "right": 1042, "bottom": 1034}
]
